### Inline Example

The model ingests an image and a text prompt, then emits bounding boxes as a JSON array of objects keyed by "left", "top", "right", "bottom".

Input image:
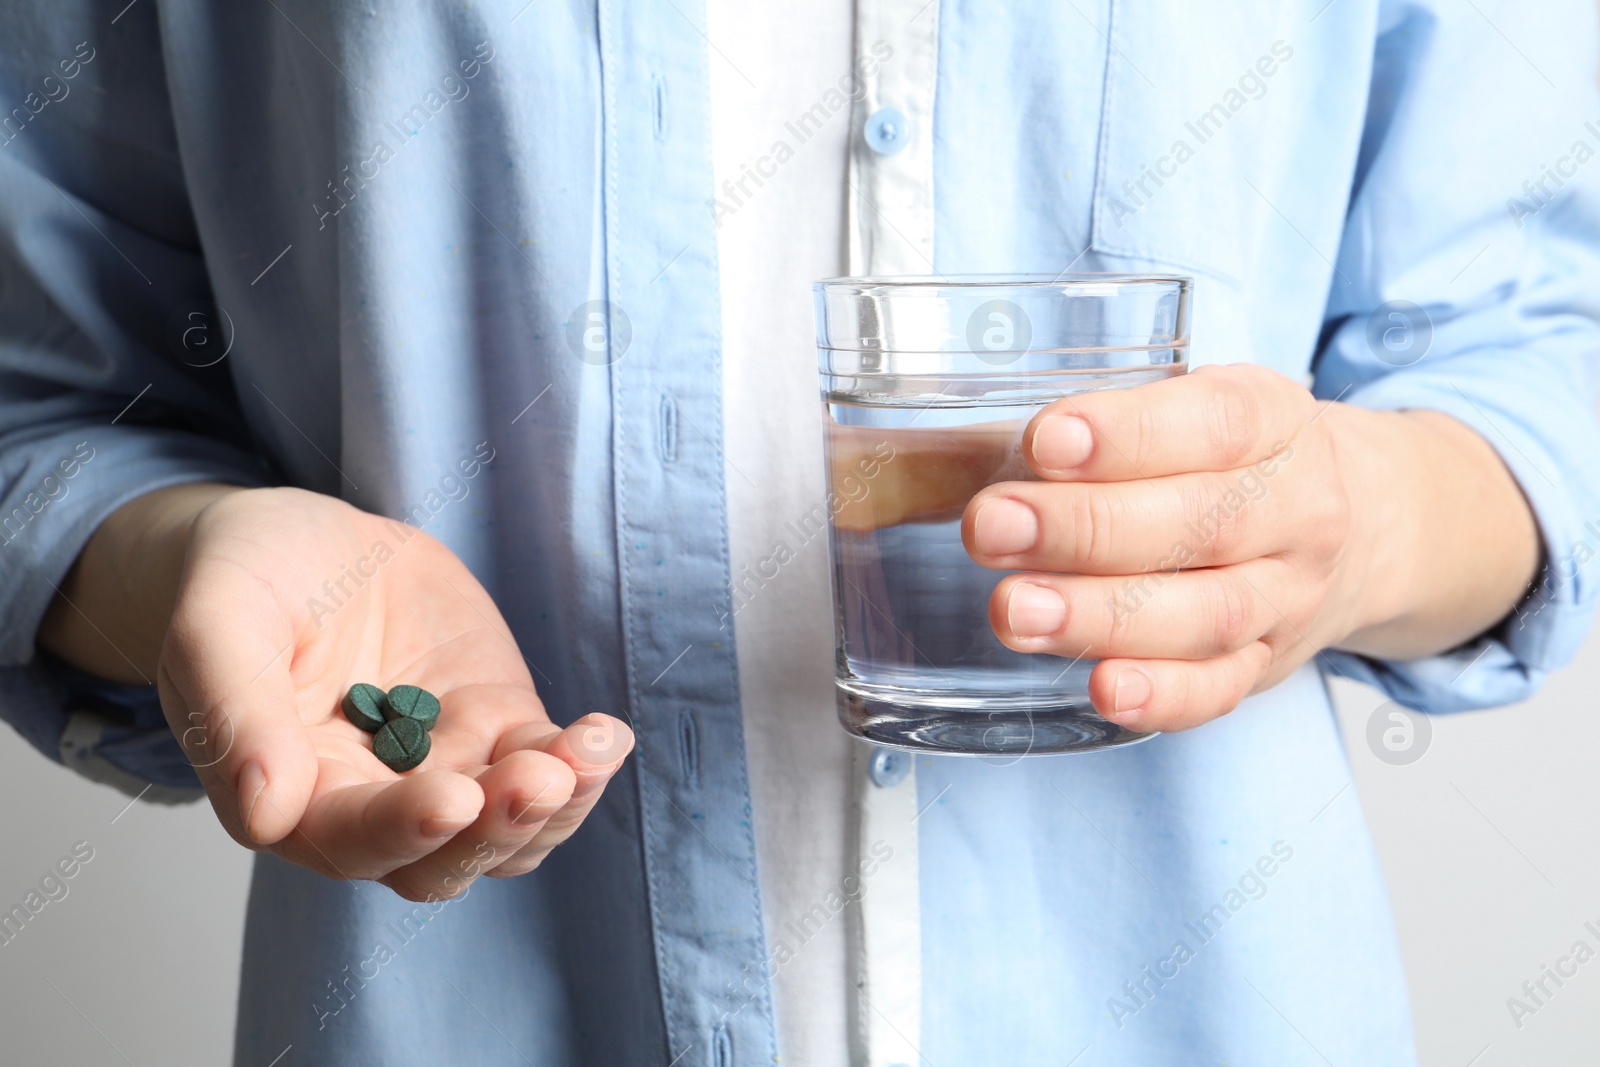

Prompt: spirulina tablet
[
  {"left": 373, "top": 716, "right": 431, "bottom": 772},
  {"left": 383, "top": 685, "right": 441, "bottom": 730},
  {"left": 341, "top": 683, "right": 388, "bottom": 733}
]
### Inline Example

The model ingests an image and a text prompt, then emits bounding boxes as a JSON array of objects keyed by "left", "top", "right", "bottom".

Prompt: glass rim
[{"left": 813, "top": 272, "right": 1192, "bottom": 294}]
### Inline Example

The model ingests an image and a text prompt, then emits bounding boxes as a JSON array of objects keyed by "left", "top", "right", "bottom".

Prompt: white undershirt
[{"left": 706, "top": 5, "right": 857, "bottom": 1064}]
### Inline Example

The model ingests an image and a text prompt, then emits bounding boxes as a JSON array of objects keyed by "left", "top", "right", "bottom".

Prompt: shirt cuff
[
  {"left": 0, "top": 425, "right": 267, "bottom": 788},
  {"left": 1317, "top": 367, "right": 1596, "bottom": 712}
]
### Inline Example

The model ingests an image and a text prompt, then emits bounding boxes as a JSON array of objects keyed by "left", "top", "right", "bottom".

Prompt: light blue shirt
[{"left": 3, "top": 2, "right": 1599, "bottom": 1064}]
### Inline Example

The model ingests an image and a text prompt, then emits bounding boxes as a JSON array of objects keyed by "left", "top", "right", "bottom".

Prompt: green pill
[
  {"left": 341, "top": 683, "right": 388, "bottom": 733},
  {"left": 373, "top": 716, "right": 431, "bottom": 772},
  {"left": 383, "top": 685, "right": 441, "bottom": 730}
]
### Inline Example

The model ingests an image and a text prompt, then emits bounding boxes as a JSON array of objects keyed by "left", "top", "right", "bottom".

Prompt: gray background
[
  {"left": 1, "top": 636, "right": 1597, "bottom": 1064},
  {"left": 4, "top": 21, "right": 1600, "bottom": 1055}
]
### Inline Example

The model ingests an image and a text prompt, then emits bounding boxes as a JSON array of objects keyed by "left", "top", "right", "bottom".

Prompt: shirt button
[
  {"left": 868, "top": 748, "right": 910, "bottom": 787},
  {"left": 863, "top": 107, "right": 909, "bottom": 155}
]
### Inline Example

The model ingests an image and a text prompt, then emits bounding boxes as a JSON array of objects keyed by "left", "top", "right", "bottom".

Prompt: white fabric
[
  {"left": 848, "top": 744, "right": 923, "bottom": 1067},
  {"left": 711, "top": 1, "right": 939, "bottom": 1061},
  {"left": 841, "top": 2, "right": 938, "bottom": 1063},
  {"left": 707, "top": 5, "right": 857, "bottom": 1065},
  {"left": 846, "top": 0, "right": 940, "bottom": 276}
]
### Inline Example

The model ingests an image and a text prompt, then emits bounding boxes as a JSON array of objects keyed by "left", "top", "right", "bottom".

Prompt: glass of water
[{"left": 814, "top": 274, "right": 1192, "bottom": 755}]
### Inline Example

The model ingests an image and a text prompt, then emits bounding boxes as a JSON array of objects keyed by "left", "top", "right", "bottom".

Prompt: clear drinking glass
[{"left": 815, "top": 274, "right": 1192, "bottom": 756}]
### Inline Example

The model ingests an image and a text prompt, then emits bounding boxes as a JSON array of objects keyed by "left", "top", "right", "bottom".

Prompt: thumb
[{"left": 157, "top": 556, "right": 318, "bottom": 847}]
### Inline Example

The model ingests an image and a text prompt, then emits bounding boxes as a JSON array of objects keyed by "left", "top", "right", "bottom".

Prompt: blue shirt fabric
[{"left": 2, "top": 2, "right": 1599, "bottom": 1065}]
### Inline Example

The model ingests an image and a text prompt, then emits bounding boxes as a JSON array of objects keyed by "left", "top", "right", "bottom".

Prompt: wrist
[
  {"left": 1329, "top": 405, "right": 1540, "bottom": 658},
  {"left": 38, "top": 481, "right": 249, "bottom": 684},
  {"left": 1320, "top": 403, "right": 1425, "bottom": 647}
]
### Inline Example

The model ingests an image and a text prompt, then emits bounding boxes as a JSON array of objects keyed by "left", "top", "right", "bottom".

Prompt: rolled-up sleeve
[
  {"left": 0, "top": 12, "right": 268, "bottom": 791},
  {"left": 1313, "top": 0, "right": 1600, "bottom": 711}
]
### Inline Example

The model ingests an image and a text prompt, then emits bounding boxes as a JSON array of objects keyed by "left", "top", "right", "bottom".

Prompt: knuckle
[
  {"left": 1158, "top": 663, "right": 1196, "bottom": 722},
  {"left": 1319, "top": 486, "right": 1354, "bottom": 552},
  {"left": 1221, "top": 645, "right": 1269, "bottom": 709},
  {"left": 1219, "top": 483, "right": 1254, "bottom": 555},
  {"left": 1292, "top": 478, "right": 1351, "bottom": 562},
  {"left": 1130, "top": 404, "right": 1159, "bottom": 472},
  {"left": 1068, "top": 489, "right": 1117, "bottom": 569},
  {"left": 1103, "top": 573, "right": 1162, "bottom": 646},
  {"left": 1101, "top": 587, "right": 1133, "bottom": 648},
  {"left": 485, "top": 855, "right": 546, "bottom": 878},
  {"left": 1183, "top": 476, "right": 1249, "bottom": 559},
  {"left": 1303, "top": 515, "right": 1343, "bottom": 564},
  {"left": 1205, "top": 378, "right": 1262, "bottom": 468},
  {"left": 460, "top": 842, "right": 510, "bottom": 876},
  {"left": 537, "top": 804, "right": 590, "bottom": 840},
  {"left": 1206, "top": 574, "right": 1256, "bottom": 651}
]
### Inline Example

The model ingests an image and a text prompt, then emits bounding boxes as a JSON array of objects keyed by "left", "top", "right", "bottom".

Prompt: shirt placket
[
  {"left": 599, "top": 1, "right": 780, "bottom": 1063},
  {"left": 845, "top": 1, "right": 939, "bottom": 1063}
]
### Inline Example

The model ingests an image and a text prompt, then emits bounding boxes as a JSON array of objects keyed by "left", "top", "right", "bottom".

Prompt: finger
[
  {"left": 420, "top": 682, "right": 553, "bottom": 769},
  {"left": 1087, "top": 642, "right": 1275, "bottom": 733},
  {"left": 379, "top": 749, "right": 576, "bottom": 901},
  {"left": 274, "top": 767, "right": 486, "bottom": 881},
  {"left": 827, "top": 420, "right": 1025, "bottom": 532},
  {"left": 1024, "top": 363, "right": 1311, "bottom": 480},
  {"left": 963, "top": 467, "right": 1313, "bottom": 575},
  {"left": 159, "top": 554, "right": 318, "bottom": 848},
  {"left": 487, "top": 714, "right": 633, "bottom": 878},
  {"left": 988, "top": 562, "right": 1281, "bottom": 660}
]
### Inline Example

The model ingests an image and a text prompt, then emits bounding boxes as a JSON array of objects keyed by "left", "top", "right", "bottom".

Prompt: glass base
[{"left": 837, "top": 680, "right": 1154, "bottom": 755}]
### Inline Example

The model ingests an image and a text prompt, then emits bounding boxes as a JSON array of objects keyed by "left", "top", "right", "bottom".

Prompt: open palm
[{"left": 156, "top": 487, "right": 631, "bottom": 900}]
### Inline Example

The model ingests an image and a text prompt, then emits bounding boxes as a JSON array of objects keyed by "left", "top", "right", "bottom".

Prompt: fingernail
[
  {"left": 1007, "top": 583, "right": 1066, "bottom": 638},
  {"left": 1032, "top": 415, "right": 1093, "bottom": 471},
  {"left": 236, "top": 761, "right": 266, "bottom": 843},
  {"left": 974, "top": 498, "right": 1039, "bottom": 556},
  {"left": 420, "top": 815, "right": 475, "bottom": 839},
  {"left": 1114, "top": 668, "right": 1152, "bottom": 715},
  {"left": 572, "top": 717, "right": 629, "bottom": 767}
]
